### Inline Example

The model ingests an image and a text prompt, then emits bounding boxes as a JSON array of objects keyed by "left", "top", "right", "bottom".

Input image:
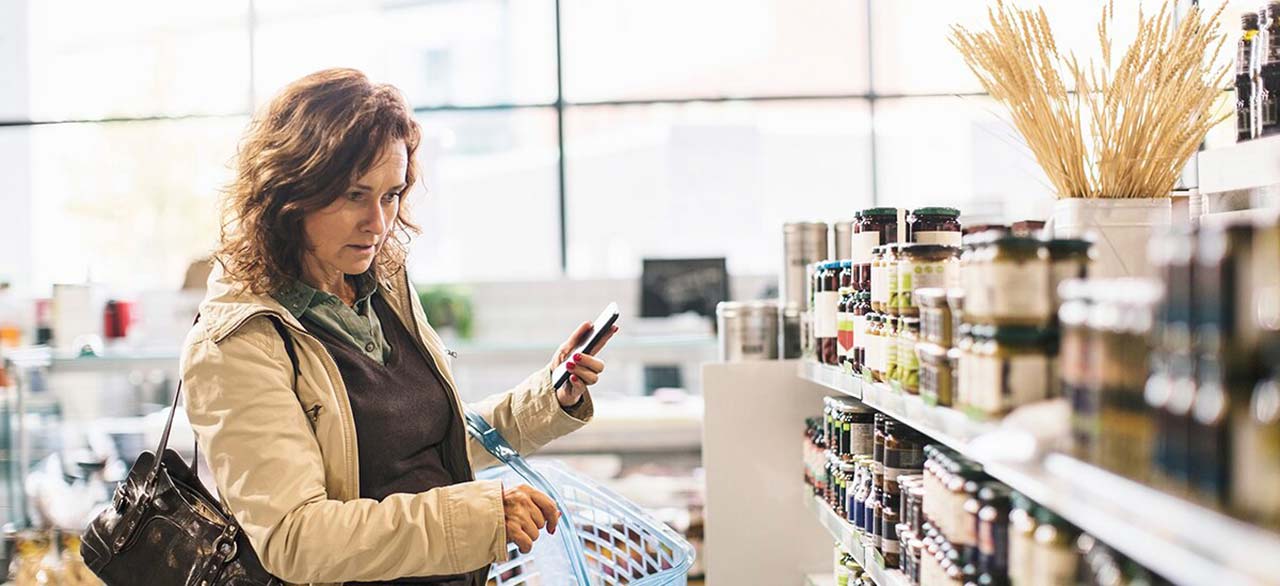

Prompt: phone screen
[{"left": 552, "top": 302, "right": 620, "bottom": 389}]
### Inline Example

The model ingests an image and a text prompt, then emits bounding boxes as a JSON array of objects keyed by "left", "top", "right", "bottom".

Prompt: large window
[{"left": 0, "top": 0, "right": 1242, "bottom": 293}]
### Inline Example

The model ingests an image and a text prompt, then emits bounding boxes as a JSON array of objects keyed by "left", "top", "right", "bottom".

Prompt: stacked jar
[
  {"left": 897, "top": 244, "right": 959, "bottom": 395},
  {"left": 954, "top": 231, "right": 1092, "bottom": 420},
  {"left": 880, "top": 421, "right": 925, "bottom": 568}
]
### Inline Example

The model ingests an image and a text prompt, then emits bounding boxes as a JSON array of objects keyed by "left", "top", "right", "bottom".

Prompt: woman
[{"left": 180, "top": 68, "right": 614, "bottom": 586}]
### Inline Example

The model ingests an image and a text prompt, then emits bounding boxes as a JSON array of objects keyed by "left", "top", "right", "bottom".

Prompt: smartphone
[{"left": 552, "top": 302, "right": 621, "bottom": 390}]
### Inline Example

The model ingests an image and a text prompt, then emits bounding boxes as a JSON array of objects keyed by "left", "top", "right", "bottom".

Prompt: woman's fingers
[
  {"left": 570, "top": 353, "right": 605, "bottom": 374},
  {"left": 571, "top": 370, "right": 599, "bottom": 386},
  {"left": 555, "top": 321, "right": 593, "bottom": 364}
]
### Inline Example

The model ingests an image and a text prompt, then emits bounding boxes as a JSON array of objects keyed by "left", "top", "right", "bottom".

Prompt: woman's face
[{"left": 300, "top": 139, "right": 408, "bottom": 286}]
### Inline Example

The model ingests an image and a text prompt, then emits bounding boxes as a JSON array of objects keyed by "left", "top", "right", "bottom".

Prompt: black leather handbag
[{"left": 80, "top": 317, "right": 297, "bottom": 585}]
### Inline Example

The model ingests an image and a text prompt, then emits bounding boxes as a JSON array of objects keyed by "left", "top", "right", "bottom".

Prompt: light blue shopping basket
[{"left": 464, "top": 410, "right": 696, "bottom": 586}]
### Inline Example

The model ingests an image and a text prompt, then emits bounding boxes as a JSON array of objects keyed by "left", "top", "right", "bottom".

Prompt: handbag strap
[{"left": 149, "top": 314, "right": 301, "bottom": 484}]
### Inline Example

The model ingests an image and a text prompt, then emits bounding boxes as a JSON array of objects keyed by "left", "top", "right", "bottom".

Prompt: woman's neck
[{"left": 300, "top": 259, "right": 356, "bottom": 306}]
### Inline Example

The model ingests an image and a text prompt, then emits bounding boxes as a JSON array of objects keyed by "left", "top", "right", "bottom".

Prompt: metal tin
[
  {"left": 835, "top": 219, "right": 856, "bottom": 261},
  {"left": 783, "top": 222, "right": 830, "bottom": 308},
  {"left": 716, "top": 300, "right": 781, "bottom": 362}
]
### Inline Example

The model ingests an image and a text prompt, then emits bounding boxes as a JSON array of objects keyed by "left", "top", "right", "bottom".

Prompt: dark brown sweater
[{"left": 302, "top": 293, "right": 470, "bottom": 586}]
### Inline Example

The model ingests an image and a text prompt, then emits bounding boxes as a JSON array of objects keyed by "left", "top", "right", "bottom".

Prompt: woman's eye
[
  {"left": 382, "top": 191, "right": 403, "bottom": 204},
  {"left": 346, "top": 191, "right": 364, "bottom": 201}
]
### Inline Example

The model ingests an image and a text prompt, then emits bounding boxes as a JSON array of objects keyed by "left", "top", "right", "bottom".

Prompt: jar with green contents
[
  {"left": 898, "top": 245, "right": 960, "bottom": 317},
  {"left": 967, "top": 325, "right": 1052, "bottom": 419},
  {"left": 917, "top": 287, "right": 953, "bottom": 348},
  {"left": 885, "top": 315, "right": 901, "bottom": 386},
  {"left": 984, "top": 235, "right": 1052, "bottom": 327},
  {"left": 918, "top": 341, "right": 952, "bottom": 406},
  {"left": 867, "top": 313, "right": 884, "bottom": 382},
  {"left": 899, "top": 317, "right": 921, "bottom": 394}
]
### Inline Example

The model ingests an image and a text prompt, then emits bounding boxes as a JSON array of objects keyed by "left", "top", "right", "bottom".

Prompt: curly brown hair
[{"left": 216, "top": 68, "right": 422, "bottom": 296}]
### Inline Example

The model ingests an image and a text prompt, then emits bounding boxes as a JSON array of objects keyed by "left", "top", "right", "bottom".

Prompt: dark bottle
[
  {"left": 817, "top": 261, "right": 840, "bottom": 365},
  {"left": 1241, "top": 13, "right": 1261, "bottom": 141},
  {"left": 853, "top": 292, "right": 871, "bottom": 373},
  {"left": 1264, "top": 4, "right": 1280, "bottom": 136},
  {"left": 838, "top": 261, "right": 856, "bottom": 369}
]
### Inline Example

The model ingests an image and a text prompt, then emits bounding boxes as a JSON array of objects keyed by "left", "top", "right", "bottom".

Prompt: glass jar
[
  {"left": 955, "top": 325, "right": 979, "bottom": 412},
  {"left": 867, "top": 313, "right": 884, "bottom": 381},
  {"left": 884, "top": 423, "right": 925, "bottom": 495},
  {"left": 852, "top": 292, "right": 871, "bottom": 374},
  {"left": 959, "top": 232, "right": 990, "bottom": 322},
  {"left": 910, "top": 485, "right": 926, "bottom": 538},
  {"left": 983, "top": 236, "right": 1052, "bottom": 326},
  {"left": 977, "top": 483, "right": 1011, "bottom": 581},
  {"left": 1031, "top": 508, "right": 1078, "bottom": 586},
  {"left": 967, "top": 325, "right": 1052, "bottom": 419},
  {"left": 918, "top": 341, "right": 952, "bottom": 407},
  {"left": 959, "top": 476, "right": 983, "bottom": 568},
  {"left": 910, "top": 207, "right": 963, "bottom": 246},
  {"left": 947, "top": 288, "right": 967, "bottom": 341},
  {"left": 856, "top": 207, "right": 899, "bottom": 290},
  {"left": 885, "top": 315, "right": 901, "bottom": 386},
  {"left": 1047, "top": 239, "right": 1091, "bottom": 310},
  {"left": 1010, "top": 220, "right": 1046, "bottom": 237},
  {"left": 882, "top": 487, "right": 902, "bottom": 567},
  {"left": 837, "top": 460, "right": 857, "bottom": 518},
  {"left": 899, "top": 317, "right": 921, "bottom": 394},
  {"left": 898, "top": 244, "right": 961, "bottom": 317},
  {"left": 886, "top": 245, "right": 903, "bottom": 317},
  {"left": 1008, "top": 493, "right": 1037, "bottom": 586},
  {"left": 873, "top": 413, "right": 886, "bottom": 490},
  {"left": 918, "top": 288, "right": 953, "bottom": 348},
  {"left": 817, "top": 261, "right": 842, "bottom": 365},
  {"left": 836, "top": 399, "right": 876, "bottom": 459},
  {"left": 853, "top": 458, "right": 871, "bottom": 529},
  {"left": 871, "top": 246, "right": 890, "bottom": 313}
]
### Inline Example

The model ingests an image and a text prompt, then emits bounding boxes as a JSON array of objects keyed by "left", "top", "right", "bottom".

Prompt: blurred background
[{"left": 0, "top": 0, "right": 1260, "bottom": 583}]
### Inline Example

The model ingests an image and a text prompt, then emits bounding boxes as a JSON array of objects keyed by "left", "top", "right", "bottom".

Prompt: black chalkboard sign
[{"left": 640, "top": 257, "right": 730, "bottom": 319}]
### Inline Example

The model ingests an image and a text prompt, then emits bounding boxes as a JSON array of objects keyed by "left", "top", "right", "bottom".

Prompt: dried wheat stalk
[{"left": 951, "top": 0, "right": 1230, "bottom": 199}]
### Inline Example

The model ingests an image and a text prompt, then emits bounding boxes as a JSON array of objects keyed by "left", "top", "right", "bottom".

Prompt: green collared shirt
[{"left": 274, "top": 271, "right": 392, "bottom": 365}]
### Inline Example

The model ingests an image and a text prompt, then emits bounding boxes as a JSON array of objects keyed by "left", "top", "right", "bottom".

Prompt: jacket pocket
[{"left": 303, "top": 403, "right": 323, "bottom": 430}]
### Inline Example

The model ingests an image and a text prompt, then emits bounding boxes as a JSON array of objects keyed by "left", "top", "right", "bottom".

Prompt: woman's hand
[
  {"left": 551, "top": 321, "right": 619, "bottom": 407},
  {"left": 503, "top": 485, "right": 560, "bottom": 554}
]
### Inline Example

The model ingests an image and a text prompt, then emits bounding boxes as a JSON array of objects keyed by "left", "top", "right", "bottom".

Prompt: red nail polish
[
  {"left": 567, "top": 361, "right": 575, "bottom": 370},
  {"left": 573, "top": 353, "right": 582, "bottom": 361},
  {"left": 571, "top": 375, "right": 579, "bottom": 383}
]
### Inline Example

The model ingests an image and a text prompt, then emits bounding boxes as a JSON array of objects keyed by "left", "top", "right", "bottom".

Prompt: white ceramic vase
[{"left": 1050, "top": 198, "right": 1172, "bottom": 279}]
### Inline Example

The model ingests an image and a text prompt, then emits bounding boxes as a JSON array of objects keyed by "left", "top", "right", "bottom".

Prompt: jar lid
[
  {"left": 911, "top": 206, "right": 960, "bottom": 218},
  {"left": 1047, "top": 238, "right": 1092, "bottom": 256},
  {"left": 854, "top": 210, "right": 863, "bottom": 218},
  {"left": 977, "top": 482, "right": 1010, "bottom": 504},
  {"left": 902, "top": 317, "right": 921, "bottom": 328},
  {"left": 841, "top": 260, "right": 853, "bottom": 268},
  {"left": 862, "top": 207, "right": 899, "bottom": 218},
  {"left": 989, "top": 234, "right": 1043, "bottom": 251}
]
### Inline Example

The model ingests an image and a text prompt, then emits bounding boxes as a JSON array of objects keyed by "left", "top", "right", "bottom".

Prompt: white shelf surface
[
  {"left": 798, "top": 360, "right": 1280, "bottom": 586},
  {"left": 1199, "top": 134, "right": 1280, "bottom": 194}
]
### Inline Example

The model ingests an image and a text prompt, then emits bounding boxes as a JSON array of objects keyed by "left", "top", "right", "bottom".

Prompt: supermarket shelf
[
  {"left": 1200, "top": 134, "right": 1280, "bottom": 194},
  {"left": 799, "top": 361, "right": 862, "bottom": 399},
  {"left": 797, "top": 360, "right": 1280, "bottom": 586},
  {"left": 803, "top": 492, "right": 863, "bottom": 565},
  {"left": 804, "top": 489, "right": 911, "bottom": 586}
]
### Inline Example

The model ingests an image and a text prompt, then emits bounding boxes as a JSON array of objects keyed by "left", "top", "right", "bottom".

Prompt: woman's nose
[{"left": 364, "top": 200, "right": 388, "bottom": 234}]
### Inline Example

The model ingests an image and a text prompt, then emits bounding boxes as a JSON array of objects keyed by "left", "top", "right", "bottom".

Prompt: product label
[
  {"left": 885, "top": 331, "right": 899, "bottom": 379},
  {"left": 838, "top": 310, "right": 854, "bottom": 357},
  {"left": 851, "top": 231, "right": 882, "bottom": 265},
  {"left": 853, "top": 315, "right": 868, "bottom": 351},
  {"left": 998, "top": 354, "right": 1051, "bottom": 410},
  {"left": 815, "top": 291, "right": 839, "bottom": 337},
  {"left": 914, "top": 230, "right": 962, "bottom": 247},
  {"left": 851, "top": 423, "right": 874, "bottom": 456},
  {"left": 871, "top": 263, "right": 888, "bottom": 305},
  {"left": 987, "top": 263, "right": 1051, "bottom": 323}
]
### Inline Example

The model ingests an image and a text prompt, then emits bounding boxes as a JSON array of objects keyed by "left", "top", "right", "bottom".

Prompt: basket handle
[{"left": 463, "top": 408, "right": 594, "bottom": 585}]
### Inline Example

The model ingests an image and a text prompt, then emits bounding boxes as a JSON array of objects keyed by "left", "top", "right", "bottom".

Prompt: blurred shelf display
[
  {"left": 806, "top": 573, "right": 835, "bottom": 586},
  {"left": 804, "top": 492, "right": 863, "bottom": 567},
  {"left": 1199, "top": 133, "right": 1280, "bottom": 194},
  {"left": 539, "top": 395, "right": 703, "bottom": 454},
  {"left": 798, "top": 362, "right": 1280, "bottom": 586}
]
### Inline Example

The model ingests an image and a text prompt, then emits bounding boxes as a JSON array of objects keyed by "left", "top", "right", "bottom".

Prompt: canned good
[
  {"left": 783, "top": 222, "right": 829, "bottom": 308},
  {"left": 716, "top": 300, "right": 780, "bottom": 362}
]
